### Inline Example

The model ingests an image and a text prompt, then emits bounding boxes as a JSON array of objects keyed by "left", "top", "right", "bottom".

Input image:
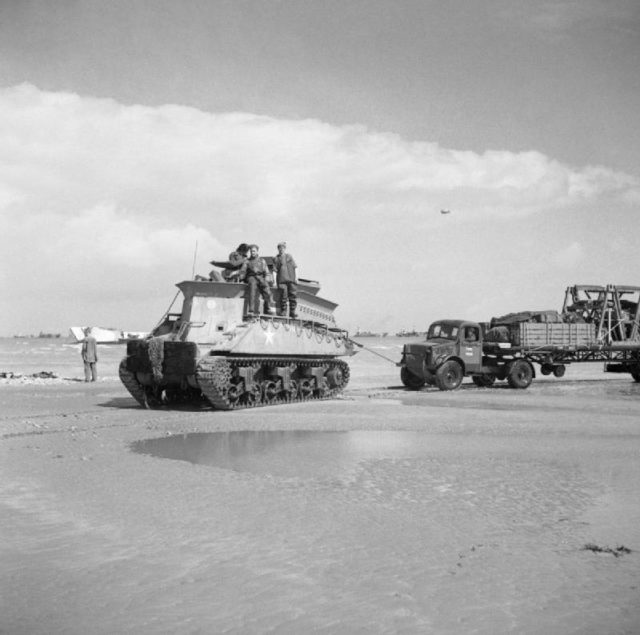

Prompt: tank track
[
  {"left": 195, "top": 356, "right": 350, "bottom": 411},
  {"left": 118, "top": 358, "right": 147, "bottom": 407}
]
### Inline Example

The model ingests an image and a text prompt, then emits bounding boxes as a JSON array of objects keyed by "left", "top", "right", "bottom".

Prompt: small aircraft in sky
[{"left": 440, "top": 209, "right": 451, "bottom": 215}]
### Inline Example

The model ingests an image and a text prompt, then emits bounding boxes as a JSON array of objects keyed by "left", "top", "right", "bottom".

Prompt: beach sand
[{"left": 1, "top": 346, "right": 639, "bottom": 634}]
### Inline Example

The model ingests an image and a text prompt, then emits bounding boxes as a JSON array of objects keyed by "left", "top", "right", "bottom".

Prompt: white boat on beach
[{"left": 69, "top": 327, "right": 148, "bottom": 344}]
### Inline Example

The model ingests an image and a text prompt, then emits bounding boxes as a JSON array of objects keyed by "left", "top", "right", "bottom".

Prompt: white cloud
[
  {"left": 53, "top": 205, "right": 219, "bottom": 269},
  {"left": 1, "top": 83, "right": 638, "bottom": 228},
  {"left": 3, "top": 205, "right": 223, "bottom": 303},
  {"left": 498, "top": 0, "right": 637, "bottom": 36},
  {"left": 1, "top": 83, "right": 639, "bottom": 334},
  {"left": 552, "top": 242, "right": 585, "bottom": 267}
]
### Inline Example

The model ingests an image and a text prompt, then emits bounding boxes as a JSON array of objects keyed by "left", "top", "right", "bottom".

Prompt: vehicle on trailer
[
  {"left": 120, "top": 275, "right": 356, "bottom": 410},
  {"left": 398, "top": 284, "right": 640, "bottom": 391}
]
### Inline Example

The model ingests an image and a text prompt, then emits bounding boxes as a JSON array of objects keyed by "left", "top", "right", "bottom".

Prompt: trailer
[{"left": 398, "top": 284, "right": 640, "bottom": 391}]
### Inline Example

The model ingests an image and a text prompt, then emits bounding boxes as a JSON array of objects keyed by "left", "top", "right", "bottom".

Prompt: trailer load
[{"left": 398, "top": 284, "right": 640, "bottom": 391}]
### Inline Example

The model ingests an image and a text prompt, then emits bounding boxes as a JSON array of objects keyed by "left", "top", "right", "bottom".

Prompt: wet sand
[{"left": 1, "top": 355, "right": 639, "bottom": 634}]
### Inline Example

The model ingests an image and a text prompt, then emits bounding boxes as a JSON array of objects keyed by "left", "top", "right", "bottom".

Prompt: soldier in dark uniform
[
  {"left": 274, "top": 241, "right": 298, "bottom": 318},
  {"left": 239, "top": 244, "right": 275, "bottom": 315}
]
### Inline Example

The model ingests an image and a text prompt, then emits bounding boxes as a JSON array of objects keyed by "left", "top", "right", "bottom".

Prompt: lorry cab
[
  {"left": 426, "top": 320, "right": 483, "bottom": 373},
  {"left": 399, "top": 319, "right": 484, "bottom": 390}
]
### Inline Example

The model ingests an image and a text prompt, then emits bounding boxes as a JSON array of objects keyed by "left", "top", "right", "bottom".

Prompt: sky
[{"left": 1, "top": 0, "right": 639, "bottom": 335}]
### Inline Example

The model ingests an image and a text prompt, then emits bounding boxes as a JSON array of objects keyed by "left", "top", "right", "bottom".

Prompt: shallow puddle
[{"left": 131, "top": 430, "right": 433, "bottom": 479}]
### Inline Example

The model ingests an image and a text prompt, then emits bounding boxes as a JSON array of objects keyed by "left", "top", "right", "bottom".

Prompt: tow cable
[{"left": 350, "top": 340, "right": 399, "bottom": 365}]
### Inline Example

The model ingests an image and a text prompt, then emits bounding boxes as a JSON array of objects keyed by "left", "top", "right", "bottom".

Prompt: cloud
[
  {"left": 1, "top": 83, "right": 639, "bottom": 333},
  {"left": 552, "top": 241, "right": 585, "bottom": 267},
  {"left": 497, "top": 0, "right": 639, "bottom": 37},
  {"left": 1, "top": 83, "right": 638, "bottom": 230},
  {"left": 53, "top": 205, "right": 217, "bottom": 269},
  {"left": 4, "top": 205, "right": 222, "bottom": 298}
]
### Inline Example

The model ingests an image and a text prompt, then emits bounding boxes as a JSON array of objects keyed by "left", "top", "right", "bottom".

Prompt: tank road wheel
[
  {"left": 299, "top": 378, "right": 314, "bottom": 399},
  {"left": 401, "top": 367, "right": 426, "bottom": 390},
  {"left": 553, "top": 365, "right": 566, "bottom": 378},
  {"left": 472, "top": 374, "right": 496, "bottom": 388},
  {"left": 435, "top": 360, "right": 463, "bottom": 391},
  {"left": 263, "top": 380, "right": 280, "bottom": 403},
  {"left": 507, "top": 360, "right": 533, "bottom": 389},
  {"left": 225, "top": 381, "right": 242, "bottom": 405},
  {"left": 242, "top": 383, "right": 262, "bottom": 407}
]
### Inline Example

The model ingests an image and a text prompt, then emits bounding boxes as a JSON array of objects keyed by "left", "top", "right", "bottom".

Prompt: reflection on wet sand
[{"left": 131, "top": 430, "right": 429, "bottom": 480}]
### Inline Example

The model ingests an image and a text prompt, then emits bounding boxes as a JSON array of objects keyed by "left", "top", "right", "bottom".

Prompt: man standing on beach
[{"left": 81, "top": 327, "right": 98, "bottom": 382}]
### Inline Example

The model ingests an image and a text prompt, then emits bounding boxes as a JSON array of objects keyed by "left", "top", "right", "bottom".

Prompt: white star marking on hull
[{"left": 264, "top": 327, "right": 275, "bottom": 345}]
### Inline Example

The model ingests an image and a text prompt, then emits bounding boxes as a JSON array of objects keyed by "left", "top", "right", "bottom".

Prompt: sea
[
  {"left": 0, "top": 334, "right": 409, "bottom": 385},
  {"left": 0, "top": 334, "right": 620, "bottom": 386},
  {"left": 0, "top": 337, "right": 129, "bottom": 381}
]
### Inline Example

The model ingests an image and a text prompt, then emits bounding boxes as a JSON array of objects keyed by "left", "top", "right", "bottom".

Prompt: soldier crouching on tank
[
  {"left": 240, "top": 244, "right": 275, "bottom": 315},
  {"left": 274, "top": 241, "right": 298, "bottom": 318},
  {"left": 205, "top": 243, "right": 250, "bottom": 282}
]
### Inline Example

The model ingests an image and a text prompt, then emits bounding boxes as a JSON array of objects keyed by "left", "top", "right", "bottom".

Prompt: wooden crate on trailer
[{"left": 520, "top": 323, "right": 595, "bottom": 348}]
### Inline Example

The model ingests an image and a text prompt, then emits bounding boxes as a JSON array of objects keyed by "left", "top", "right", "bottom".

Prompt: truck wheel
[
  {"left": 553, "top": 365, "right": 566, "bottom": 378},
  {"left": 630, "top": 369, "right": 640, "bottom": 383},
  {"left": 401, "top": 367, "right": 426, "bottom": 390},
  {"left": 435, "top": 360, "right": 463, "bottom": 391},
  {"left": 540, "top": 364, "right": 553, "bottom": 376},
  {"left": 472, "top": 374, "right": 496, "bottom": 387},
  {"left": 507, "top": 360, "right": 533, "bottom": 389}
]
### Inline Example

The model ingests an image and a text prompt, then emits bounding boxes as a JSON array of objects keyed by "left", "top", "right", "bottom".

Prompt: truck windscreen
[{"left": 428, "top": 324, "right": 459, "bottom": 340}]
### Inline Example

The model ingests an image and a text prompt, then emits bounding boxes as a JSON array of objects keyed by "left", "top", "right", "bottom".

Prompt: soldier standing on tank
[
  {"left": 274, "top": 241, "right": 298, "bottom": 318},
  {"left": 81, "top": 327, "right": 98, "bottom": 382},
  {"left": 240, "top": 244, "right": 275, "bottom": 315}
]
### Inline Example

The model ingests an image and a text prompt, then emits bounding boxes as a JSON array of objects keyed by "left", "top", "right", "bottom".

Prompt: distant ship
[
  {"left": 13, "top": 332, "right": 61, "bottom": 339},
  {"left": 354, "top": 330, "right": 388, "bottom": 338},
  {"left": 69, "top": 327, "right": 148, "bottom": 344}
]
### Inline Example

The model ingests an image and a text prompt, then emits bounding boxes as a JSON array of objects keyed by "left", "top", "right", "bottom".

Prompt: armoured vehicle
[
  {"left": 120, "top": 276, "right": 356, "bottom": 409},
  {"left": 399, "top": 284, "right": 640, "bottom": 391}
]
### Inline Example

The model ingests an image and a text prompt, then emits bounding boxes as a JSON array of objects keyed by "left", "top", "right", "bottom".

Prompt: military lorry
[
  {"left": 120, "top": 275, "right": 356, "bottom": 410},
  {"left": 398, "top": 284, "right": 640, "bottom": 391}
]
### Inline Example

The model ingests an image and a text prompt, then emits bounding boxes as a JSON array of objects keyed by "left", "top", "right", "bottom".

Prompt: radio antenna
[{"left": 191, "top": 240, "right": 198, "bottom": 278}]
